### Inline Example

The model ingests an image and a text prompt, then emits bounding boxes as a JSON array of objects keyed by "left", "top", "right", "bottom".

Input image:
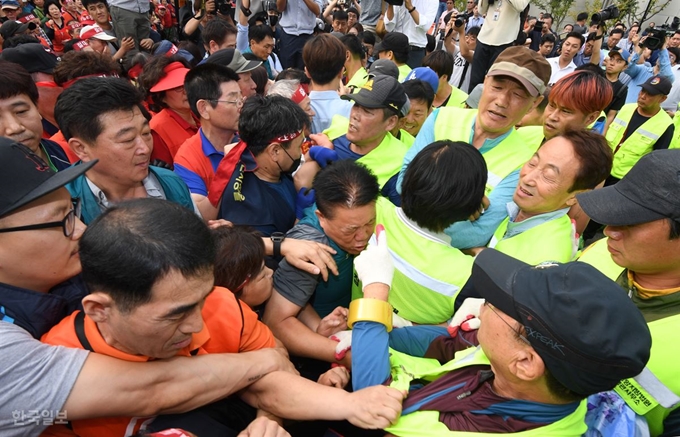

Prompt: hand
[
  {"left": 317, "top": 366, "right": 350, "bottom": 388},
  {"left": 317, "top": 306, "right": 348, "bottom": 337},
  {"left": 205, "top": 0, "right": 216, "bottom": 13},
  {"left": 345, "top": 386, "right": 405, "bottom": 429},
  {"left": 119, "top": 36, "right": 135, "bottom": 53},
  {"left": 392, "top": 312, "right": 412, "bottom": 328},
  {"left": 447, "top": 297, "right": 484, "bottom": 337},
  {"left": 354, "top": 225, "right": 394, "bottom": 288},
  {"left": 207, "top": 219, "right": 233, "bottom": 229},
  {"left": 461, "top": 247, "right": 485, "bottom": 257},
  {"left": 308, "top": 146, "right": 338, "bottom": 169},
  {"left": 280, "top": 238, "right": 339, "bottom": 281},
  {"left": 140, "top": 38, "right": 154, "bottom": 50},
  {"left": 309, "top": 133, "right": 334, "bottom": 149},
  {"left": 238, "top": 416, "right": 290, "bottom": 437},
  {"left": 330, "top": 330, "right": 352, "bottom": 360},
  {"left": 468, "top": 196, "right": 489, "bottom": 222},
  {"left": 295, "top": 187, "right": 316, "bottom": 219}
]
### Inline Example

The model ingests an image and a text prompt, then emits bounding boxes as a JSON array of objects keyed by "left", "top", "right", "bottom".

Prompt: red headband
[
  {"left": 271, "top": 129, "right": 303, "bottom": 144},
  {"left": 73, "top": 40, "right": 90, "bottom": 51},
  {"left": 127, "top": 63, "right": 144, "bottom": 80},
  {"left": 290, "top": 84, "right": 308, "bottom": 104},
  {"left": 61, "top": 73, "right": 118, "bottom": 89},
  {"left": 18, "top": 13, "right": 36, "bottom": 22}
]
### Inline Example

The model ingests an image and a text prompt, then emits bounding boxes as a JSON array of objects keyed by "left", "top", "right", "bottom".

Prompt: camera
[
  {"left": 533, "top": 20, "right": 545, "bottom": 33},
  {"left": 337, "top": 0, "right": 348, "bottom": 9},
  {"left": 454, "top": 11, "right": 472, "bottom": 27},
  {"left": 642, "top": 28, "right": 666, "bottom": 50},
  {"left": 591, "top": 5, "right": 619, "bottom": 23},
  {"left": 210, "top": 0, "right": 233, "bottom": 15}
]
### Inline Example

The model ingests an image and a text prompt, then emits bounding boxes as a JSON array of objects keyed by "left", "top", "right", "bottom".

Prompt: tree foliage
[
  {"left": 577, "top": 0, "right": 672, "bottom": 28},
  {"left": 533, "top": 0, "right": 577, "bottom": 29}
]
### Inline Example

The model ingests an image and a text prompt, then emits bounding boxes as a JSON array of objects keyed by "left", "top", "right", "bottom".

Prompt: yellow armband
[{"left": 348, "top": 298, "right": 393, "bottom": 332}]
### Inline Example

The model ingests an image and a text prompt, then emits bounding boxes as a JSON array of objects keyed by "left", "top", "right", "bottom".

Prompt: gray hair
[{"left": 266, "top": 79, "right": 301, "bottom": 99}]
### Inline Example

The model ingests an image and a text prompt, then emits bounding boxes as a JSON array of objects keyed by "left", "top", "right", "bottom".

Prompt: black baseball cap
[
  {"left": 0, "top": 20, "right": 36, "bottom": 40},
  {"left": 0, "top": 140, "right": 97, "bottom": 217},
  {"left": 473, "top": 249, "right": 651, "bottom": 397},
  {"left": 373, "top": 32, "right": 410, "bottom": 57},
  {"left": 0, "top": 43, "right": 60, "bottom": 74},
  {"left": 206, "top": 48, "right": 261, "bottom": 73},
  {"left": 341, "top": 75, "right": 409, "bottom": 116},
  {"left": 639, "top": 75, "right": 672, "bottom": 96},
  {"left": 577, "top": 149, "right": 680, "bottom": 226}
]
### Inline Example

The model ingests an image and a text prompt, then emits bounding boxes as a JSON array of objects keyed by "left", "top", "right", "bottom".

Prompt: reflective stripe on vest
[
  {"left": 605, "top": 103, "right": 673, "bottom": 179},
  {"left": 433, "top": 108, "right": 538, "bottom": 195},
  {"left": 369, "top": 198, "right": 473, "bottom": 324}
]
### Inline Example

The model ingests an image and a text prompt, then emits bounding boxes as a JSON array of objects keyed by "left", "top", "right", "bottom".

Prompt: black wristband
[
  {"left": 271, "top": 232, "right": 285, "bottom": 258},
  {"left": 408, "top": 6, "right": 416, "bottom": 12}
]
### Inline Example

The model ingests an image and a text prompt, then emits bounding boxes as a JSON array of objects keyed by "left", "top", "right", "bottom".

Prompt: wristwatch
[{"left": 271, "top": 232, "right": 285, "bottom": 258}]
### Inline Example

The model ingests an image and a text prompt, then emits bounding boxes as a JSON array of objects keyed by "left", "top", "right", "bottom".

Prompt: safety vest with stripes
[{"left": 605, "top": 103, "right": 673, "bottom": 179}]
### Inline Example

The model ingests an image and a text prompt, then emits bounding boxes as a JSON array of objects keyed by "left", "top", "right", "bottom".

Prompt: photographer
[
  {"left": 180, "top": 0, "right": 223, "bottom": 57},
  {"left": 384, "top": 0, "right": 438, "bottom": 68},
  {"left": 277, "top": 0, "right": 323, "bottom": 69},
  {"left": 528, "top": 13, "right": 557, "bottom": 55},
  {"left": 322, "top": 0, "right": 359, "bottom": 26},
  {"left": 623, "top": 30, "right": 674, "bottom": 104},
  {"left": 467, "top": 0, "right": 531, "bottom": 93}
]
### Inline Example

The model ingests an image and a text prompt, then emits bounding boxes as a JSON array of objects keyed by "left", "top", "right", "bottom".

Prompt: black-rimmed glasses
[
  {"left": 484, "top": 301, "right": 531, "bottom": 345},
  {"left": 0, "top": 198, "right": 82, "bottom": 238}
]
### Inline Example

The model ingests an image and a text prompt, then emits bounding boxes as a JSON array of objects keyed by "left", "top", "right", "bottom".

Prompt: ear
[
  {"left": 510, "top": 347, "right": 545, "bottom": 382},
  {"left": 266, "top": 142, "right": 281, "bottom": 162},
  {"left": 584, "top": 110, "right": 601, "bottom": 127},
  {"left": 384, "top": 114, "right": 399, "bottom": 132},
  {"left": 196, "top": 99, "right": 212, "bottom": 120},
  {"left": 345, "top": 49, "right": 351, "bottom": 63},
  {"left": 315, "top": 209, "right": 328, "bottom": 231},
  {"left": 68, "top": 137, "right": 92, "bottom": 162},
  {"left": 304, "top": 66, "right": 311, "bottom": 80},
  {"left": 82, "top": 292, "right": 114, "bottom": 323},
  {"left": 660, "top": 95, "right": 668, "bottom": 104},
  {"left": 564, "top": 191, "right": 582, "bottom": 207},
  {"left": 528, "top": 95, "right": 544, "bottom": 113}
]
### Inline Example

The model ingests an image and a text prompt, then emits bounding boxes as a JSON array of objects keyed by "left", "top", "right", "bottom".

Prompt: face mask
[
  {"left": 278, "top": 146, "right": 301, "bottom": 175},
  {"left": 268, "top": 14, "right": 278, "bottom": 26}
]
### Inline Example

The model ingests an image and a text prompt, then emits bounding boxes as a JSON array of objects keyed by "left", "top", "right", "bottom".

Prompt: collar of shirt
[
  {"left": 309, "top": 90, "right": 343, "bottom": 101},
  {"left": 85, "top": 171, "right": 165, "bottom": 210},
  {"left": 468, "top": 119, "right": 513, "bottom": 154},
  {"left": 166, "top": 108, "right": 200, "bottom": 132},
  {"left": 199, "top": 128, "right": 227, "bottom": 158},
  {"left": 504, "top": 202, "right": 570, "bottom": 239},
  {"left": 395, "top": 206, "right": 452, "bottom": 245}
]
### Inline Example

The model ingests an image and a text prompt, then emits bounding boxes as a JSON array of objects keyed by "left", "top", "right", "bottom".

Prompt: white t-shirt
[
  {"left": 547, "top": 56, "right": 577, "bottom": 85},
  {"left": 449, "top": 49, "right": 472, "bottom": 93}
]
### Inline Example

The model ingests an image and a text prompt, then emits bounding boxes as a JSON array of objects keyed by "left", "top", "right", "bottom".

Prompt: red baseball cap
[{"left": 150, "top": 61, "right": 190, "bottom": 93}]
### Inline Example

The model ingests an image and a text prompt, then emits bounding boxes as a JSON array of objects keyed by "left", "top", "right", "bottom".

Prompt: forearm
[
  {"left": 183, "top": 14, "right": 201, "bottom": 36},
  {"left": 241, "top": 371, "right": 354, "bottom": 420},
  {"left": 302, "top": 0, "right": 320, "bottom": 16},
  {"left": 64, "top": 350, "right": 282, "bottom": 420},
  {"left": 276, "top": 0, "right": 286, "bottom": 12},
  {"left": 269, "top": 316, "right": 339, "bottom": 362},
  {"left": 297, "top": 303, "right": 323, "bottom": 332},
  {"left": 293, "top": 159, "right": 320, "bottom": 191}
]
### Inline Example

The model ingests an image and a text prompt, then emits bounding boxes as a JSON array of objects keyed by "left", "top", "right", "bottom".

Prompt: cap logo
[
  {"left": 525, "top": 326, "right": 565, "bottom": 355},
  {"left": 363, "top": 79, "right": 374, "bottom": 91},
  {"left": 651, "top": 77, "right": 660, "bottom": 85}
]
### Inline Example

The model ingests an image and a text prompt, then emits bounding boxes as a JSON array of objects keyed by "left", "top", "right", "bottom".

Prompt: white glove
[
  {"left": 447, "top": 298, "right": 484, "bottom": 337},
  {"left": 330, "top": 330, "right": 352, "bottom": 360},
  {"left": 353, "top": 224, "right": 394, "bottom": 288},
  {"left": 392, "top": 312, "right": 413, "bottom": 328}
]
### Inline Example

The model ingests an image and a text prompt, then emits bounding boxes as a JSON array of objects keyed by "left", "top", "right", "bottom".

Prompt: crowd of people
[{"left": 0, "top": 0, "right": 679, "bottom": 436}]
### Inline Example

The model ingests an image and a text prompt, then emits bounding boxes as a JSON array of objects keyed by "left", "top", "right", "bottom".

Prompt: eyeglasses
[
  {"left": 484, "top": 301, "right": 530, "bottom": 345},
  {"left": 232, "top": 274, "right": 252, "bottom": 295},
  {"left": 0, "top": 198, "right": 82, "bottom": 238},
  {"left": 209, "top": 97, "right": 245, "bottom": 107}
]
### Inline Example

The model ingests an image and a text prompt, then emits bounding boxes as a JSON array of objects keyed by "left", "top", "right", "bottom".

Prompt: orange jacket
[{"left": 40, "top": 287, "right": 275, "bottom": 437}]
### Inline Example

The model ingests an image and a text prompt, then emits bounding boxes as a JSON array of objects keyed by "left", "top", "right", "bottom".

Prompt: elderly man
[
  {"left": 577, "top": 150, "right": 680, "bottom": 437},
  {"left": 349, "top": 240, "right": 650, "bottom": 435},
  {"left": 399, "top": 46, "right": 551, "bottom": 249},
  {"left": 54, "top": 77, "right": 195, "bottom": 224},
  {"left": 481, "top": 130, "right": 612, "bottom": 264}
]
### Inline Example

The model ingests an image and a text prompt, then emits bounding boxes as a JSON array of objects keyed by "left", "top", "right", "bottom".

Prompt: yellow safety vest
[
  {"left": 386, "top": 346, "right": 589, "bottom": 436},
  {"left": 489, "top": 213, "right": 576, "bottom": 265},
  {"left": 605, "top": 103, "right": 673, "bottom": 179},
  {"left": 434, "top": 108, "right": 539, "bottom": 195}
]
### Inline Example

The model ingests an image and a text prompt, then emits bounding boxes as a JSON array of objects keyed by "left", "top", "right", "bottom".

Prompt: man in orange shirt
[{"left": 42, "top": 198, "right": 405, "bottom": 437}]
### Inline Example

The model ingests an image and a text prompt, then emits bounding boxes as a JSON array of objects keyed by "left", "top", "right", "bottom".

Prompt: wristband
[
  {"left": 408, "top": 5, "right": 415, "bottom": 12},
  {"left": 271, "top": 232, "right": 285, "bottom": 258},
  {"left": 348, "top": 298, "right": 393, "bottom": 332}
]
